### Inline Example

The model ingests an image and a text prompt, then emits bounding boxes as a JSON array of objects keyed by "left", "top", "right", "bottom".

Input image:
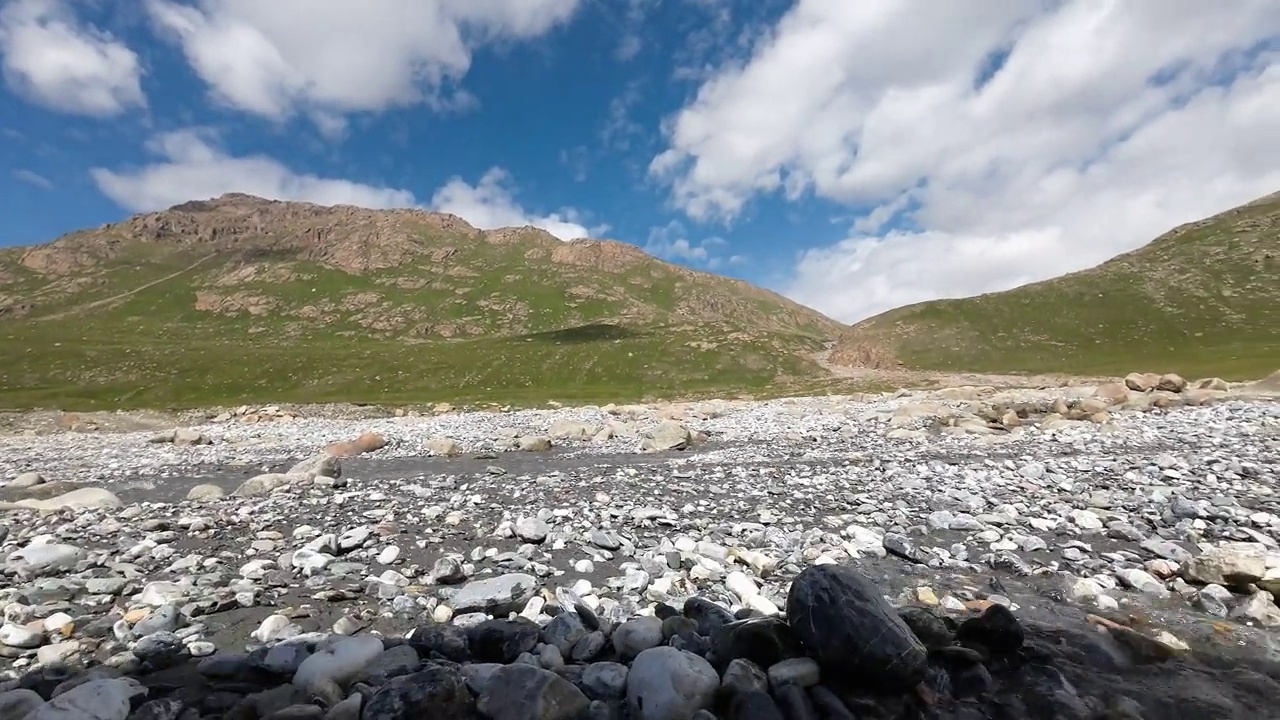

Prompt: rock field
[{"left": 1, "top": 380, "right": 1279, "bottom": 719}]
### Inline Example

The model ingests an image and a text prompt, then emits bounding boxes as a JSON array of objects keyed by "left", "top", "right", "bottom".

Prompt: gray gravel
[{"left": 1, "top": 385, "right": 1279, "bottom": 717}]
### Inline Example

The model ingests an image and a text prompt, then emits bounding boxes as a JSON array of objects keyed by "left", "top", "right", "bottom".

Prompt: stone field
[{"left": 1, "top": 380, "right": 1280, "bottom": 719}]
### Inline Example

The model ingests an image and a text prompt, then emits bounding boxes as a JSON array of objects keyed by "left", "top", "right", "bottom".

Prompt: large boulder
[
  {"left": 1182, "top": 542, "right": 1267, "bottom": 586},
  {"left": 1, "top": 487, "right": 122, "bottom": 512},
  {"left": 640, "top": 421, "right": 694, "bottom": 452},
  {"left": 1124, "top": 372, "right": 1161, "bottom": 392},
  {"left": 324, "top": 431, "right": 387, "bottom": 458},
  {"left": 785, "top": 564, "right": 927, "bottom": 691}
]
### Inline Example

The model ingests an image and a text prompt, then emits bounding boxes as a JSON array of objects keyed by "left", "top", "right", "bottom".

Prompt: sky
[{"left": 1, "top": 0, "right": 1278, "bottom": 323}]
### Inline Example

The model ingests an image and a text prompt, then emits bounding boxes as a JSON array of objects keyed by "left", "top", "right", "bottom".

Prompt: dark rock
[
  {"left": 354, "top": 644, "right": 421, "bottom": 685},
  {"left": 580, "top": 662, "right": 628, "bottom": 701},
  {"left": 1009, "top": 663, "right": 1090, "bottom": 719},
  {"left": 683, "top": 597, "right": 736, "bottom": 636},
  {"left": 922, "top": 665, "right": 952, "bottom": 701},
  {"left": 407, "top": 623, "right": 471, "bottom": 662},
  {"left": 955, "top": 604, "right": 1024, "bottom": 657},
  {"left": 475, "top": 663, "right": 590, "bottom": 720},
  {"left": 897, "top": 607, "right": 953, "bottom": 649},
  {"left": 807, "top": 686, "right": 855, "bottom": 720},
  {"left": 360, "top": 662, "right": 474, "bottom": 719},
  {"left": 264, "top": 705, "right": 325, "bottom": 720},
  {"left": 571, "top": 631, "right": 608, "bottom": 663},
  {"left": 784, "top": 565, "right": 927, "bottom": 691},
  {"left": 883, "top": 533, "right": 928, "bottom": 564},
  {"left": 949, "top": 662, "right": 993, "bottom": 699},
  {"left": 575, "top": 602, "right": 602, "bottom": 632},
  {"left": 721, "top": 658, "right": 769, "bottom": 697},
  {"left": 129, "top": 698, "right": 186, "bottom": 720},
  {"left": 710, "top": 617, "right": 800, "bottom": 671},
  {"left": 250, "top": 685, "right": 313, "bottom": 718},
  {"left": 669, "top": 631, "right": 711, "bottom": 657},
  {"left": 468, "top": 618, "right": 540, "bottom": 663},
  {"left": 542, "top": 612, "right": 588, "bottom": 656},
  {"left": 654, "top": 603, "right": 681, "bottom": 621},
  {"left": 728, "top": 690, "right": 785, "bottom": 720},
  {"left": 661, "top": 615, "right": 698, "bottom": 640},
  {"left": 773, "top": 683, "right": 819, "bottom": 720},
  {"left": 16, "top": 664, "right": 77, "bottom": 698}
]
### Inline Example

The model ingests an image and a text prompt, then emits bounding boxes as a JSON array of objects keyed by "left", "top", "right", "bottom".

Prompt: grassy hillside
[
  {"left": 0, "top": 194, "right": 842, "bottom": 409},
  {"left": 833, "top": 192, "right": 1280, "bottom": 380}
]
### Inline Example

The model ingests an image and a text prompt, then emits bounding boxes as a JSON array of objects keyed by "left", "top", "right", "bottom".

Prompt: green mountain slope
[
  {"left": 0, "top": 194, "right": 843, "bottom": 409},
  {"left": 833, "top": 191, "right": 1280, "bottom": 380}
]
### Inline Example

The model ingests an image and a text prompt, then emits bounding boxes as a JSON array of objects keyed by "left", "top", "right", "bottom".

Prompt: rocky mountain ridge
[{"left": 0, "top": 194, "right": 841, "bottom": 408}]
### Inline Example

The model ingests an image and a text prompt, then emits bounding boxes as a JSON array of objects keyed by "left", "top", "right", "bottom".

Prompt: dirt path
[
  {"left": 809, "top": 342, "right": 1118, "bottom": 389},
  {"left": 36, "top": 254, "right": 216, "bottom": 321}
]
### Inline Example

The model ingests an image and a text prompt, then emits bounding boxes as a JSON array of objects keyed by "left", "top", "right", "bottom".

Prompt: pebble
[{"left": 0, "top": 393, "right": 1275, "bottom": 718}]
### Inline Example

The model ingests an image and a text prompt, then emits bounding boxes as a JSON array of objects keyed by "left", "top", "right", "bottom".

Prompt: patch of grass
[{"left": 0, "top": 322, "right": 826, "bottom": 410}]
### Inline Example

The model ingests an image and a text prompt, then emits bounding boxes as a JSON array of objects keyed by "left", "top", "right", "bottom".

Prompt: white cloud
[
  {"left": 0, "top": 0, "right": 145, "bottom": 116},
  {"left": 643, "top": 220, "right": 740, "bottom": 269},
  {"left": 144, "top": 0, "right": 580, "bottom": 122},
  {"left": 90, "top": 128, "right": 417, "bottom": 211},
  {"left": 601, "top": 79, "right": 645, "bottom": 150},
  {"left": 12, "top": 168, "right": 53, "bottom": 189},
  {"left": 653, "top": 1, "right": 1280, "bottom": 322},
  {"left": 429, "top": 167, "right": 598, "bottom": 241}
]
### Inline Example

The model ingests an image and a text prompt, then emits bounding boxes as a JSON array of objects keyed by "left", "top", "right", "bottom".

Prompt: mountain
[
  {"left": 832, "top": 191, "right": 1280, "bottom": 380},
  {"left": 0, "top": 194, "right": 842, "bottom": 409}
]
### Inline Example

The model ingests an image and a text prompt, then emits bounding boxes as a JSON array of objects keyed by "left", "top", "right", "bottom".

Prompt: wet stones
[
  {"left": 406, "top": 623, "right": 470, "bottom": 663},
  {"left": 955, "top": 604, "right": 1025, "bottom": 657},
  {"left": 360, "top": 662, "right": 474, "bottom": 720},
  {"left": 682, "top": 597, "right": 736, "bottom": 637},
  {"left": 468, "top": 618, "right": 540, "bottom": 664},
  {"left": 785, "top": 565, "right": 927, "bottom": 691},
  {"left": 709, "top": 617, "right": 800, "bottom": 671}
]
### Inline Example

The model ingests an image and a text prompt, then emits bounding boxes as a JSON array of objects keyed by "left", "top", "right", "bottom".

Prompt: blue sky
[{"left": 2, "top": 1, "right": 1278, "bottom": 322}]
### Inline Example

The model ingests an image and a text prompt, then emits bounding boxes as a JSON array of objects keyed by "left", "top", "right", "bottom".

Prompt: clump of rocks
[{"left": 3, "top": 564, "right": 1272, "bottom": 720}]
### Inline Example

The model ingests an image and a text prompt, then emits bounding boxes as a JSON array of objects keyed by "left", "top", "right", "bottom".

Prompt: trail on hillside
[
  {"left": 809, "top": 343, "right": 1116, "bottom": 389},
  {"left": 36, "top": 254, "right": 216, "bottom": 322}
]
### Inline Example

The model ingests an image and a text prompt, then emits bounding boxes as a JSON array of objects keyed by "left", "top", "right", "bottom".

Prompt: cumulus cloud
[
  {"left": 0, "top": 0, "right": 145, "bottom": 116},
  {"left": 652, "top": 1, "right": 1280, "bottom": 322},
  {"left": 429, "top": 168, "right": 597, "bottom": 241},
  {"left": 144, "top": 0, "right": 580, "bottom": 121},
  {"left": 90, "top": 129, "right": 418, "bottom": 211}
]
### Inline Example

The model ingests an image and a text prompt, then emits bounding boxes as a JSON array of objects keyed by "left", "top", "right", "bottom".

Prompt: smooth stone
[
  {"left": 612, "top": 616, "right": 664, "bottom": 661},
  {"left": 475, "top": 663, "right": 590, "bottom": 720},
  {"left": 447, "top": 573, "right": 539, "bottom": 615},
  {"left": 580, "top": 662, "right": 629, "bottom": 701},
  {"left": 626, "top": 646, "right": 718, "bottom": 720}
]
